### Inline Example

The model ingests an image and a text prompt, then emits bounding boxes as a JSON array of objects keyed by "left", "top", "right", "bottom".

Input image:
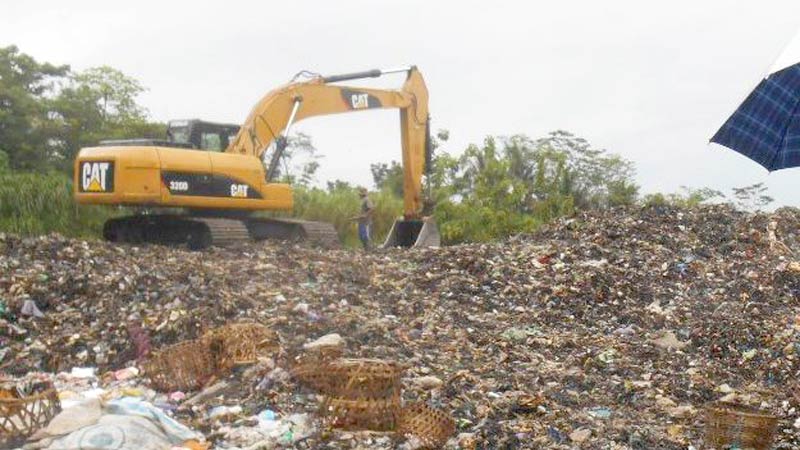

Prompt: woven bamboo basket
[
  {"left": 203, "top": 322, "right": 278, "bottom": 370},
  {"left": 142, "top": 339, "right": 218, "bottom": 392},
  {"left": 300, "top": 358, "right": 404, "bottom": 398},
  {"left": 297, "top": 358, "right": 405, "bottom": 430},
  {"left": 0, "top": 381, "right": 60, "bottom": 444},
  {"left": 704, "top": 402, "right": 779, "bottom": 450},
  {"left": 398, "top": 403, "right": 455, "bottom": 449},
  {"left": 321, "top": 395, "right": 402, "bottom": 431}
]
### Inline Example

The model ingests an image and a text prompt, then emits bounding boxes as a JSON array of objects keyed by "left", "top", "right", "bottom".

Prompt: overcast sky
[{"left": 3, "top": 1, "right": 800, "bottom": 206}]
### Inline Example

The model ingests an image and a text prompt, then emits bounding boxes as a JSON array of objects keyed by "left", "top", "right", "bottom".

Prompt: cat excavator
[{"left": 73, "top": 66, "right": 440, "bottom": 249}]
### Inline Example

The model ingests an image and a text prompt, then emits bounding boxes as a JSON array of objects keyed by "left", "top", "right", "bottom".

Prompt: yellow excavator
[{"left": 73, "top": 66, "right": 440, "bottom": 249}]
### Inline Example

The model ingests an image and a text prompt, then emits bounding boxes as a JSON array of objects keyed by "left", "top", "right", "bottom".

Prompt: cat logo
[
  {"left": 350, "top": 93, "right": 369, "bottom": 109},
  {"left": 230, "top": 184, "right": 249, "bottom": 198},
  {"left": 80, "top": 161, "right": 114, "bottom": 192}
]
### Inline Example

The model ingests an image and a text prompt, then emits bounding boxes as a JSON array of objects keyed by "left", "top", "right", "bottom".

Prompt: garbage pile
[{"left": 1, "top": 204, "right": 799, "bottom": 448}]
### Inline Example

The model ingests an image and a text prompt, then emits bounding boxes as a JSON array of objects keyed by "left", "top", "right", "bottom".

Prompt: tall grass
[
  {"left": 0, "top": 172, "right": 113, "bottom": 237},
  {"left": 0, "top": 173, "right": 551, "bottom": 246},
  {"left": 291, "top": 187, "right": 403, "bottom": 247},
  {"left": 0, "top": 173, "right": 405, "bottom": 246}
]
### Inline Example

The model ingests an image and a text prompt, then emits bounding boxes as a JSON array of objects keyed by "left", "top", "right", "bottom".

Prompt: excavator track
[
  {"left": 191, "top": 218, "right": 250, "bottom": 249},
  {"left": 102, "top": 214, "right": 339, "bottom": 249},
  {"left": 245, "top": 217, "right": 340, "bottom": 248}
]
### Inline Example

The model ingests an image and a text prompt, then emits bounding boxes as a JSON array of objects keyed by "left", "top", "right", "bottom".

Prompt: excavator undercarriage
[{"left": 102, "top": 215, "right": 340, "bottom": 249}]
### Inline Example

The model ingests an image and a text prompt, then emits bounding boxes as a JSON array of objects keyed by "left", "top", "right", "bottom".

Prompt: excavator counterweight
[{"left": 73, "top": 66, "right": 439, "bottom": 249}]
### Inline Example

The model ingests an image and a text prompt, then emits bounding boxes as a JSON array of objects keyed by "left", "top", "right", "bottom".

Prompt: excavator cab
[
  {"left": 98, "top": 119, "right": 239, "bottom": 151},
  {"left": 166, "top": 120, "right": 240, "bottom": 151}
]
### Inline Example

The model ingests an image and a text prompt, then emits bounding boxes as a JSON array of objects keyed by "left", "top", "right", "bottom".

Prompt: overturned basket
[
  {"left": 0, "top": 381, "right": 60, "bottom": 444},
  {"left": 144, "top": 322, "right": 277, "bottom": 392},
  {"left": 295, "top": 358, "right": 404, "bottom": 398},
  {"left": 142, "top": 339, "right": 218, "bottom": 392},
  {"left": 399, "top": 403, "right": 456, "bottom": 449},
  {"left": 704, "top": 402, "right": 779, "bottom": 450},
  {"left": 203, "top": 322, "right": 279, "bottom": 370},
  {"left": 322, "top": 396, "right": 402, "bottom": 431},
  {"left": 298, "top": 358, "right": 405, "bottom": 431}
]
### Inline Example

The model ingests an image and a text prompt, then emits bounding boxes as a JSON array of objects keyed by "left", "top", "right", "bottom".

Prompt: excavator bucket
[{"left": 383, "top": 217, "right": 440, "bottom": 248}]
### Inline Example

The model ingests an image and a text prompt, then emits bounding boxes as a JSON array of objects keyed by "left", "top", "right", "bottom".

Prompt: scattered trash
[
  {"left": 20, "top": 299, "right": 44, "bottom": 318},
  {"left": 1, "top": 205, "right": 799, "bottom": 447},
  {"left": 142, "top": 321, "right": 277, "bottom": 393},
  {"left": 68, "top": 368, "right": 96, "bottom": 379},
  {"left": 569, "top": 427, "right": 591, "bottom": 443},
  {"left": 587, "top": 407, "right": 612, "bottom": 419},
  {"left": 651, "top": 330, "right": 690, "bottom": 350},
  {"left": 207, "top": 405, "right": 243, "bottom": 420},
  {"left": 30, "top": 397, "right": 202, "bottom": 450},
  {"left": 411, "top": 375, "right": 444, "bottom": 391},
  {"left": 303, "top": 332, "right": 344, "bottom": 351}
]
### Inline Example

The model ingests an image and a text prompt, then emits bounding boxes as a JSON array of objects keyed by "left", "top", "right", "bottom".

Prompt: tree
[
  {"left": 530, "top": 131, "right": 638, "bottom": 208},
  {"left": 49, "top": 66, "right": 163, "bottom": 171},
  {"left": 732, "top": 183, "right": 773, "bottom": 212},
  {"left": 270, "top": 132, "right": 321, "bottom": 186},
  {"left": 371, "top": 129, "right": 451, "bottom": 198},
  {"left": 642, "top": 186, "right": 725, "bottom": 208},
  {"left": 370, "top": 161, "right": 404, "bottom": 197},
  {"left": 0, "top": 45, "right": 69, "bottom": 170},
  {"left": 326, "top": 179, "right": 354, "bottom": 193}
]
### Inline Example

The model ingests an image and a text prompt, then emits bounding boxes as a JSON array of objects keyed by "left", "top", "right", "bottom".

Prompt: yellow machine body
[{"left": 74, "top": 146, "right": 292, "bottom": 210}]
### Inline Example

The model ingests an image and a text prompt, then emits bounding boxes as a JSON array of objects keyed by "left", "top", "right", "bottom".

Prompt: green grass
[
  {"left": 0, "top": 172, "right": 559, "bottom": 246},
  {"left": 0, "top": 172, "right": 114, "bottom": 237},
  {"left": 291, "top": 187, "right": 403, "bottom": 247}
]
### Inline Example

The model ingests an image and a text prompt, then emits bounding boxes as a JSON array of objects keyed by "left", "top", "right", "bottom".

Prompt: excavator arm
[{"left": 226, "top": 66, "right": 431, "bottom": 220}]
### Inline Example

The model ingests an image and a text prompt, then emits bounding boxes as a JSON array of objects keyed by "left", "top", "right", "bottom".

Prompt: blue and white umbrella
[{"left": 712, "top": 35, "right": 800, "bottom": 171}]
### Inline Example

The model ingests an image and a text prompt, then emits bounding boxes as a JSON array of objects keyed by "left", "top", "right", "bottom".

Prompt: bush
[
  {"left": 0, "top": 171, "right": 113, "bottom": 237},
  {"left": 0, "top": 150, "right": 9, "bottom": 173},
  {"left": 291, "top": 185, "right": 403, "bottom": 247}
]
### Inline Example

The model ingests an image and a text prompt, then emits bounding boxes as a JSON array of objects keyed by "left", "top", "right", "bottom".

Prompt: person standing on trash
[{"left": 352, "top": 187, "right": 374, "bottom": 250}]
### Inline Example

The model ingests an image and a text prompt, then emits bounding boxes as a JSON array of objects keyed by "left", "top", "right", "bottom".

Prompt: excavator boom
[{"left": 227, "top": 66, "right": 431, "bottom": 221}]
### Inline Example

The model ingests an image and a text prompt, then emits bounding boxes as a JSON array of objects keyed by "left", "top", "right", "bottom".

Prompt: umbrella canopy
[{"left": 711, "top": 34, "right": 800, "bottom": 171}]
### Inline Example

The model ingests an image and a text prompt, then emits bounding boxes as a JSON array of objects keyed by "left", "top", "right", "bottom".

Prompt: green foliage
[
  {"left": 732, "top": 182, "right": 773, "bottom": 212},
  {"left": 0, "top": 46, "right": 165, "bottom": 173},
  {"left": 275, "top": 132, "right": 321, "bottom": 186},
  {"left": 291, "top": 184, "right": 402, "bottom": 247},
  {"left": 423, "top": 131, "right": 636, "bottom": 243},
  {"left": 0, "top": 150, "right": 9, "bottom": 173},
  {"left": 49, "top": 66, "right": 165, "bottom": 171},
  {"left": 0, "top": 45, "right": 68, "bottom": 170},
  {"left": 370, "top": 161, "right": 404, "bottom": 197},
  {"left": 0, "top": 171, "right": 114, "bottom": 236},
  {"left": 642, "top": 186, "right": 725, "bottom": 208},
  {"left": 434, "top": 200, "right": 540, "bottom": 244}
]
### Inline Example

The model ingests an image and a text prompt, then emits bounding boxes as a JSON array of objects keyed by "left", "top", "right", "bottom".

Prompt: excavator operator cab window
[
  {"left": 165, "top": 120, "right": 239, "bottom": 152},
  {"left": 166, "top": 121, "right": 191, "bottom": 146},
  {"left": 200, "top": 132, "right": 223, "bottom": 151}
]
